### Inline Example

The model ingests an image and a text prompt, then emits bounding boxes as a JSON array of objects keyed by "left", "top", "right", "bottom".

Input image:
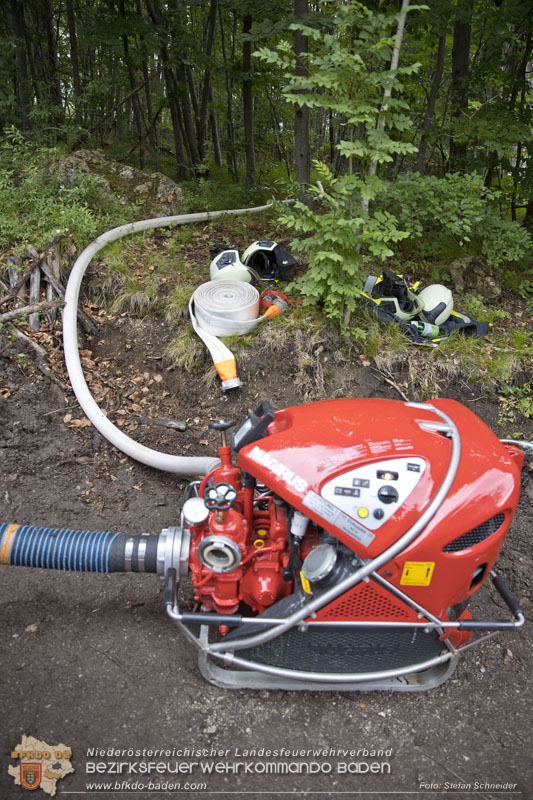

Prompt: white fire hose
[
  {"left": 63, "top": 204, "right": 270, "bottom": 476},
  {"left": 189, "top": 281, "right": 264, "bottom": 390}
]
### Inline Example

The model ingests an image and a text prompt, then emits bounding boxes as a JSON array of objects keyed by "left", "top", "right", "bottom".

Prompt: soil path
[{"left": 1, "top": 312, "right": 532, "bottom": 800}]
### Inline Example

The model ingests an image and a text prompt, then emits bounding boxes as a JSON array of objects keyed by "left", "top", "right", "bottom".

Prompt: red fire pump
[
  {"left": 158, "top": 397, "right": 527, "bottom": 690},
  {"left": 1, "top": 398, "right": 527, "bottom": 691}
]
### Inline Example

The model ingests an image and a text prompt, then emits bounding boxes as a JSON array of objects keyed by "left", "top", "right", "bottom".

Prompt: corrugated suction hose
[{"left": 0, "top": 523, "right": 159, "bottom": 573}]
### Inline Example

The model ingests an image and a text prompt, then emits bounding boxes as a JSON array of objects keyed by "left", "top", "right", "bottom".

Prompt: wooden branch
[
  {"left": 38, "top": 260, "right": 97, "bottom": 335},
  {"left": 370, "top": 367, "right": 410, "bottom": 402},
  {"left": 28, "top": 262, "right": 41, "bottom": 332},
  {"left": 45, "top": 247, "right": 61, "bottom": 324},
  {"left": 136, "top": 417, "right": 187, "bottom": 432},
  {"left": 0, "top": 301, "right": 64, "bottom": 325},
  {"left": 8, "top": 325, "right": 68, "bottom": 392},
  {"left": 0, "top": 236, "right": 68, "bottom": 308}
]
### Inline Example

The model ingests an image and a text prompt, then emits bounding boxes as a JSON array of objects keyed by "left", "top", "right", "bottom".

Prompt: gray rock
[
  {"left": 54, "top": 149, "right": 183, "bottom": 216},
  {"left": 448, "top": 255, "right": 501, "bottom": 301}
]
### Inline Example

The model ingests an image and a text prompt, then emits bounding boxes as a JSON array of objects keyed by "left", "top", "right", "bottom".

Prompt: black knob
[
  {"left": 373, "top": 508, "right": 385, "bottom": 520},
  {"left": 209, "top": 420, "right": 236, "bottom": 447},
  {"left": 209, "top": 420, "right": 236, "bottom": 432},
  {"left": 377, "top": 485, "right": 399, "bottom": 505}
]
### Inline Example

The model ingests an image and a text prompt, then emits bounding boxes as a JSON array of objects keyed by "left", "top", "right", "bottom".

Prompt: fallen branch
[
  {"left": 45, "top": 247, "right": 61, "bottom": 324},
  {"left": 0, "top": 236, "right": 68, "bottom": 308},
  {"left": 38, "top": 260, "right": 97, "bottom": 335},
  {"left": 28, "top": 261, "right": 41, "bottom": 332},
  {"left": 136, "top": 417, "right": 187, "bottom": 432},
  {"left": 370, "top": 367, "right": 410, "bottom": 402},
  {"left": 8, "top": 325, "right": 69, "bottom": 392},
  {"left": 0, "top": 300, "right": 64, "bottom": 325}
]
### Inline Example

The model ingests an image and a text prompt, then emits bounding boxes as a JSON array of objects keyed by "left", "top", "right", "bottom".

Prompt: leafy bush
[
  {"left": 279, "top": 165, "right": 409, "bottom": 320},
  {"left": 0, "top": 127, "right": 130, "bottom": 252},
  {"left": 378, "top": 172, "right": 532, "bottom": 267}
]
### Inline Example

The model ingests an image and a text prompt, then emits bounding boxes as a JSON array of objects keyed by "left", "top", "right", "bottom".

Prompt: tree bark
[
  {"left": 242, "top": 14, "right": 256, "bottom": 188},
  {"left": 120, "top": 0, "right": 145, "bottom": 169},
  {"left": 66, "top": 0, "right": 83, "bottom": 126},
  {"left": 219, "top": 7, "right": 239, "bottom": 181},
  {"left": 135, "top": 0, "right": 158, "bottom": 166},
  {"left": 523, "top": 196, "right": 533, "bottom": 233},
  {"left": 417, "top": 29, "right": 447, "bottom": 175},
  {"left": 449, "top": 0, "right": 473, "bottom": 169},
  {"left": 42, "top": 0, "right": 62, "bottom": 123},
  {"left": 294, "top": 0, "right": 310, "bottom": 200},
  {"left": 363, "top": 0, "right": 410, "bottom": 211},
  {"left": 198, "top": 0, "right": 218, "bottom": 159},
  {"left": 208, "top": 85, "right": 222, "bottom": 168},
  {"left": 145, "top": 0, "right": 188, "bottom": 175},
  {"left": 10, "top": 0, "right": 32, "bottom": 130}
]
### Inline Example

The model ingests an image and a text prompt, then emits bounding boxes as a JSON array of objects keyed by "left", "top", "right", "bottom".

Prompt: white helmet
[
  {"left": 209, "top": 249, "right": 251, "bottom": 283},
  {"left": 418, "top": 284, "right": 453, "bottom": 326}
]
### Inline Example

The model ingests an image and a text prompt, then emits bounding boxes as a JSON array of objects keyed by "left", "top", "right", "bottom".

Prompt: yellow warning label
[
  {"left": 300, "top": 571, "right": 312, "bottom": 594},
  {"left": 400, "top": 561, "right": 435, "bottom": 586}
]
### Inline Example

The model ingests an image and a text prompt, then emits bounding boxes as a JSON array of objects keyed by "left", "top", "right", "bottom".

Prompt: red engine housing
[{"left": 187, "top": 399, "right": 523, "bottom": 646}]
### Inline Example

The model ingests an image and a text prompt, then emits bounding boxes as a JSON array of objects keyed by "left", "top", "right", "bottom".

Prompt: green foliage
[
  {"left": 279, "top": 172, "right": 409, "bottom": 320},
  {"left": 0, "top": 128, "right": 131, "bottom": 251},
  {"left": 479, "top": 215, "right": 532, "bottom": 268},
  {"left": 378, "top": 172, "right": 532, "bottom": 267},
  {"left": 180, "top": 172, "right": 270, "bottom": 213},
  {"left": 460, "top": 294, "right": 509, "bottom": 325},
  {"left": 498, "top": 382, "right": 533, "bottom": 427}
]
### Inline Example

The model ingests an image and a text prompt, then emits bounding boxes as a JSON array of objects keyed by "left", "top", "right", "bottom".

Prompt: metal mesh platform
[{"left": 235, "top": 626, "right": 445, "bottom": 674}]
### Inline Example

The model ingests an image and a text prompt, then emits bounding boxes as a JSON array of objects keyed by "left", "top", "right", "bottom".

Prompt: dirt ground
[{"left": 1, "top": 290, "right": 532, "bottom": 800}]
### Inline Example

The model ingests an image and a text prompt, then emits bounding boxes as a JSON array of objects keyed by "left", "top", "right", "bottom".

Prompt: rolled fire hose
[
  {"left": 189, "top": 281, "right": 264, "bottom": 390},
  {"left": 63, "top": 204, "right": 270, "bottom": 476}
]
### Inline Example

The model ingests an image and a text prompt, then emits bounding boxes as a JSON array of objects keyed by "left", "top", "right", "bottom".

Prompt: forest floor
[{"left": 0, "top": 216, "right": 532, "bottom": 800}]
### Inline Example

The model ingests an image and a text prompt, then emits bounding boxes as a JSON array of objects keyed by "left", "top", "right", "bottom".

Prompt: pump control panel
[{"left": 320, "top": 457, "right": 426, "bottom": 530}]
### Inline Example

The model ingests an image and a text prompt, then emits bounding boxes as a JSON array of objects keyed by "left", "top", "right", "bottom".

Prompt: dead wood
[
  {"left": 0, "top": 301, "right": 64, "bottom": 324},
  {"left": 8, "top": 325, "right": 69, "bottom": 393}
]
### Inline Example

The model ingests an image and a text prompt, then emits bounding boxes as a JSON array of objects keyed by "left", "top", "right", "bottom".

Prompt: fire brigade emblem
[
  {"left": 9, "top": 735, "right": 74, "bottom": 796},
  {"left": 21, "top": 762, "right": 42, "bottom": 790}
]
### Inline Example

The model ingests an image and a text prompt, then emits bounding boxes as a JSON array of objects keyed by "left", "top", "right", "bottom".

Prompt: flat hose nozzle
[{"left": 262, "top": 296, "right": 289, "bottom": 319}]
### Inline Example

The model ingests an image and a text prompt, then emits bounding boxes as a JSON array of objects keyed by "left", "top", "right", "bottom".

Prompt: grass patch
[{"left": 164, "top": 324, "right": 204, "bottom": 371}]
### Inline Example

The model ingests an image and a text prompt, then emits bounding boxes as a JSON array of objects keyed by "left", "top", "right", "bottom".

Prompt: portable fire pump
[{"left": 0, "top": 398, "right": 527, "bottom": 690}]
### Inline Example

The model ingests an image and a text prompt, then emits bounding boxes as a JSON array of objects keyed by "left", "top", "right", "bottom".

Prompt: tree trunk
[
  {"left": 198, "top": 0, "right": 218, "bottom": 159},
  {"left": 145, "top": 0, "right": 188, "bottom": 175},
  {"left": 172, "top": 63, "right": 200, "bottom": 166},
  {"left": 242, "top": 14, "right": 255, "bottom": 188},
  {"left": 208, "top": 85, "right": 222, "bottom": 168},
  {"left": 294, "top": 0, "right": 310, "bottom": 199},
  {"left": 219, "top": 7, "right": 239, "bottom": 181},
  {"left": 523, "top": 196, "right": 533, "bottom": 233},
  {"left": 120, "top": 0, "right": 145, "bottom": 169},
  {"left": 135, "top": 0, "right": 158, "bottom": 166},
  {"left": 66, "top": 0, "right": 82, "bottom": 126},
  {"left": 417, "top": 29, "right": 447, "bottom": 175},
  {"left": 449, "top": 0, "right": 473, "bottom": 170},
  {"left": 43, "top": 0, "right": 62, "bottom": 123},
  {"left": 10, "top": 0, "right": 32, "bottom": 130},
  {"left": 363, "top": 0, "right": 410, "bottom": 210}
]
